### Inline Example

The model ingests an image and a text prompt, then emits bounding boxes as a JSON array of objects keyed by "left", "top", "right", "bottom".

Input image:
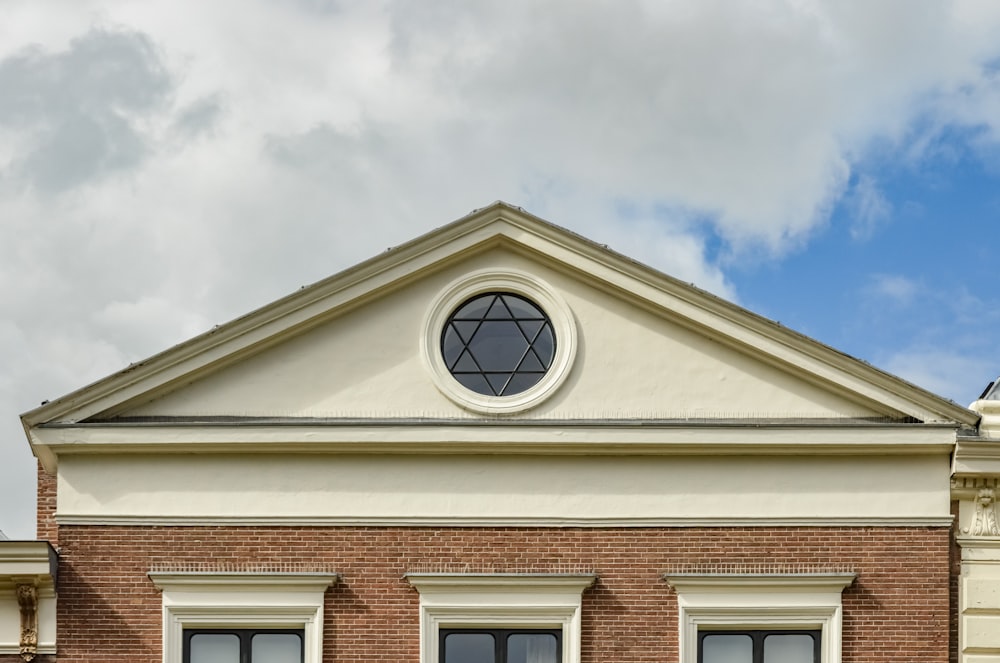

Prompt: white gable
[{"left": 119, "top": 245, "right": 886, "bottom": 421}]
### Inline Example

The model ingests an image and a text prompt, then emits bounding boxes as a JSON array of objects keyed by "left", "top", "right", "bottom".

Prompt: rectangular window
[
  {"left": 440, "top": 629, "right": 561, "bottom": 663},
  {"left": 183, "top": 629, "right": 304, "bottom": 663},
  {"left": 698, "top": 629, "right": 820, "bottom": 663}
]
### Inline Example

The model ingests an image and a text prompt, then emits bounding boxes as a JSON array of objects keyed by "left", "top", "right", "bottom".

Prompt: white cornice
[
  {"left": 664, "top": 572, "right": 856, "bottom": 593},
  {"left": 954, "top": 438, "right": 1000, "bottom": 475},
  {"left": 27, "top": 422, "right": 958, "bottom": 470},
  {"left": 55, "top": 515, "right": 956, "bottom": 528},
  {"left": 20, "top": 202, "right": 977, "bottom": 434},
  {"left": 0, "top": 541, "right": 57, "bottom": 585},
  {"left": 147, "top": 571, "right": 339, "bottom": 592},
  {"left": 405, "top": 573, "right": 597, "bottom": 593}
]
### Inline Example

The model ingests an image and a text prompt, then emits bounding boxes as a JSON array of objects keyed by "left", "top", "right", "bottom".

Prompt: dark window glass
[
  {"left": 444, "top": 632, "right": 496, "bottom": 663},
  {"left": 440, "top": 629, "right": 561, "bottom": 663},
  {"left": 763, "top": 634, "right": 816, "bottom": 663},
  {"left": 189, "top": 633, "right": 240, "bottom": 663},
  {"left": 702, "top": 634, "right": 752, "bottom": 663},
  {"left": 698, "top": 630, "right": 819, "bottom": 663},
  {"left": 442, "top": 293, "right": 555, "bottom": 396},
  {"left": 184, "top": 629, "right": 303, "bottom": 663}
]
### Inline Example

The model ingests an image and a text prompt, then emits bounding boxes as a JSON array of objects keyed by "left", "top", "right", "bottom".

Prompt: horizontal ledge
[
  {"left": 405, "top": 572, "right": 597, "bottom": 592},
  {"left": 55, "top": 515, "right": 956, "bottom": 528},
  {"left": 664, "top": 572, "right": 856, "bottom": 591},
  {"left": 53, "top": 416, "right": 949, "bottom": 427},
  {"left": 0, "top": 646, "right": 56, "bottom": 655},
  {"left": 0, "top": 541, "right": 58, "bottom": 582},
  {"left": 148, "top": 571, "right": 339, "bottom": 590},
  {"left": 29, "top": 423, "right": 958, "bottom": 461}
]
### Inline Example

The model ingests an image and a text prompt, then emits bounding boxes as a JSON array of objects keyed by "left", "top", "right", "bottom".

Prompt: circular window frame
[{"left": 422, "top": 270, "right": 577, "bottom": 415}]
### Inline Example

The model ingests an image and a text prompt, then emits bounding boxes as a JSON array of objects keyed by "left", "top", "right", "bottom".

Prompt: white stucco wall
[
  {"left": 55, "top": 452, "right": 950, "bottom": 525},
  {"left": 123, "top": 250, "right": 886, "bottom": 421}
]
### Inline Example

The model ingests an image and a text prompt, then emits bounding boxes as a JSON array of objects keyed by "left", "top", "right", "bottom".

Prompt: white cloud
[
  {"left": 867, "top": 274, "right": 921, "bottom": 306},
  {"left": 3, "top": 0, "right": 1000, "bottom": 536},
  {"left": 847, "top": 177, "right": 892, "bottom": 240}
]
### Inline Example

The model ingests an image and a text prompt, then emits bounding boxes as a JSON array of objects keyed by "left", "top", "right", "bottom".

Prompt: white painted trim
[
  {"left": 664, "top": 573, "right": 855, "bottom": 663},
  {"left": 421, "top": 269, "right": 578, "bottom": 414},
  {"left": 0, "top": 541, "right": 57, "bottom": 580},
  {"left": 406, "top": 573, "right": 596, "bottom": 663},
  {"left": 148, "top": 572, "right": 338, "bottom": 663},
  {"left": 57, "top": 514, "right": 956, "bottom": 527},
  {"left": 29, "top": 423, "right": 958, "bottom": 471},
  {"left": 0, "top": 645, "right": 56, "bottom": 655}
]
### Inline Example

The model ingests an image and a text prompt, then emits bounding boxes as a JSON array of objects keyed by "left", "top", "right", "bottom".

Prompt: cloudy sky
[{"left": 3, "top": 0, "right": 1000, "bottom": 537}]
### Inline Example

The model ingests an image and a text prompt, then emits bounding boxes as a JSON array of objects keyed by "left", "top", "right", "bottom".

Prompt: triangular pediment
[{"left": 22, "top": 202, "right": 977, "bottom": 439}]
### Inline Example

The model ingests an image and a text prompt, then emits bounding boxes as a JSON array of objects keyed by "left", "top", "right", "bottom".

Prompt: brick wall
[
  {"left": 52, "top": 525, "right": 950, "bottom": 662},
  {"left": 36, "top": 462, "right": 57, "bottom": 545}
]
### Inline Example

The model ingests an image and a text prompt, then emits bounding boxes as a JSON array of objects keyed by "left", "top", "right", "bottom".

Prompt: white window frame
[
  {"left": 405, "top": 573, "right": 595, "bottom": 663},
  {"left": 664, "top": 573, "right": 855, "bottom": 663},
  {"left": 421, "top": 269, "right": 578, "bottom": 415},
  {"left": 148, "top": 571, "right": 338, "bottom": 663}
]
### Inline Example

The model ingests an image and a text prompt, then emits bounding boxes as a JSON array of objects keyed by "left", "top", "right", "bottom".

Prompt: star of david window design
[{"left": 441, "top": 292, "right": 556, "bottom": 397}]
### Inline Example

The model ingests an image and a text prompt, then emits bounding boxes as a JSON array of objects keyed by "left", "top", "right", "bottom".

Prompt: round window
[{"left": 441, "top": 292, "right": 555, "bottom": 396}]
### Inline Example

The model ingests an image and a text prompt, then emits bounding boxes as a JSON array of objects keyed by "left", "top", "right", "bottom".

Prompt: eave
[{"left": 28, "top": 418, "right": 959, "bottom": 471}]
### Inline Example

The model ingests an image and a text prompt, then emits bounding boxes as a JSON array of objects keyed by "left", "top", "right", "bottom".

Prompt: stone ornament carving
[
  {"left": 16, "top": 583, "right": 38, "bottom": 662},
  {"left": 971, "top": 487, "right": 1000, "bottom": 537}
]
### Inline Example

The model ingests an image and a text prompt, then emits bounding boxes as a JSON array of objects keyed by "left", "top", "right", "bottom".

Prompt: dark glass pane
[
  {"left": 467, "top": 321, "right": 529, "bottom": 371},
  {"left": 763, "top": 634, "right": 815, "bottom": 663},
  {"left": 442, "top": 292, "right": 554, "bottom": 396},
  {"left": 702, "top": 634, "right": 753, "bottom": 663},
  {"left": 453, "top": 321, "right": 481, "bottom": 343},
  {"left": 444, "top": 633, "right": 496, "bottom": 663},
  {"left": 455, "top": 372, "right": 493, "bottom": 394},
  {"left": 453, "top": 350, "right": 481, "bottom": 372},
  {"left": 532, "top": 327, "right": 555, "bottom": 365},
  {"left": 502, "top": 295, "right": 545, "bottom": 319},
  {"left": 251, "top": 633, "right": 302, "bottom": 663},
  {"left": 189, "top": 633, "right": 240, "bottom": 663},
  {"left": 507, "top": 633, "right": 558, "bottom": 663},
  {"left": 505, "top": 372, "right": 544, "bottom": 394},
  {"left": 517, "top": 320, "right": 544, "bottom": 341},
  {"left": 442, "top": 326, "right": 465, "bottom": 365},
  {"left": 517, "top": 351, "right": 545, "bottom": 372},
  {"left": 484, "top": 297, "right": 512, "bottom": 319},
  {"left": 486, "top": 373, "right": 512, "bottom": 395},
  {"left": 454, "top": 295, "right": 495, "bottom": 320}
]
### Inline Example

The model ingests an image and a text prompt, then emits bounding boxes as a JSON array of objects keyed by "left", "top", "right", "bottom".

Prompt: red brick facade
[
  {"left": 36, "top": 464, "right": 57, "bottom": 546},
  {"left": 51, "top": 525, "right": 951, "bottom": 662}
]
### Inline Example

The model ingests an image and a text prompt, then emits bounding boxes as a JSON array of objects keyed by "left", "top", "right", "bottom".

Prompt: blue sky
[
  {"left": 2, "top": 1, "right": 1000, "bottom": 537},
  {"left": 733, "top": 127, "right": 1000, "bottom": 402}
]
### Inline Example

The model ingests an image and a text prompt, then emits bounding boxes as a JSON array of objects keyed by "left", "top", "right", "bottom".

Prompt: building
[{"left": 2, "top": 202, "right": 1000, "bottom": 662}]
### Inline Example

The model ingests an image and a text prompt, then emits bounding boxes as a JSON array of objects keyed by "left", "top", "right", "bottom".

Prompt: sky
[{"left": 2, "top": 0, "right": 1000, "bottom": 538}]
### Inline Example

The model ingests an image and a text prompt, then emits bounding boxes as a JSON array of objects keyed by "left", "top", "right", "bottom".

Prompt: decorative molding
[
  {"left": 54, "top": 514, "right": 957, "bottom": 528},
  {"left": 148, "top": 570, "right": 338, "bottom": 663},
  {"left": 406, "top": 573, "right": 596, "bottom": 663},
  {"left": 664, "top": 572, "right": 855, "bottom": 663},
  {"left": 15, "top": 582, "right": 38, "bottom": 662},
  {"left": 966, "top": 488, "right": 1000, "bottom": 537},
  {"left": 30, "top": 422, "right": 959, "bottom": 468}
]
